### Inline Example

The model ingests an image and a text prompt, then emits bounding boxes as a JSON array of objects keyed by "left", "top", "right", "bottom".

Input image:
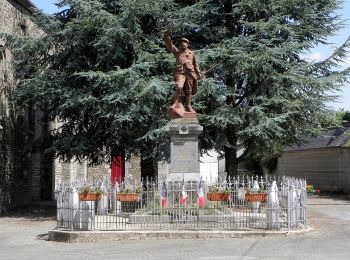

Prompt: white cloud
[
  {"left": 302, "top": 52, "right": 324, "bottom": 62},
  {"left": 302, "top": 52, "right": 350, "bottom": 69},
  {"left": 340, "top": 55, "right": 350, "bottom": 68}
]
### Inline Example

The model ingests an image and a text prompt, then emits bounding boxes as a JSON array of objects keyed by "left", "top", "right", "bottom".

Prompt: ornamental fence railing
[{"left": 55, "top": 175, "right": 307, "bottom": 231}]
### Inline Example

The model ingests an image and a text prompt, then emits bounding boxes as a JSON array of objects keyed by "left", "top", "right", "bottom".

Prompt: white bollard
[
  {"left": 249, "top": 180, "right": 260, "bottom": 213},
  {"left": 69, "top": 189, "right": 80, "bottom": 229},
  {"left": 292, "top": 185, "right": 300, "bottom": 228},
  {"left": 62, "top": 191, "right": 69, "bottom": 224},
  {"left": 299, "top": 188, "right": 307, "bottom": 226},
  {"left": 81, "top": 200, "right": 95, "bottom": 231},
  {"left": 287, "top": 183, "right": 298, "bottom": 229},
  {"left": 111, "top": 187, "right": 117, "bottom": 215},
  {"left": 98, "top": 184, "right": 108, "bottom": 215},
  {"left": 266, "top": 181, "right": 280, "bottom": 230},
  {"left": 237, "top": 188, "right": 246, "bottom": 206},
  {"left": 56, "top": 190, "right": 63, "bottom": 224}
]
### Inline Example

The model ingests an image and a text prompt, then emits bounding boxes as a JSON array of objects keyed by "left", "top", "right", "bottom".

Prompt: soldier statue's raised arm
[{"left": 163, "top": 31, "right": 201, "bottom": 115}]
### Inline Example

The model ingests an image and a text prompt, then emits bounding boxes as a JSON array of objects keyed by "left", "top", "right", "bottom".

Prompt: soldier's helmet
[{"left": 181, "top": 38, "right": 190, "bottom": 44}]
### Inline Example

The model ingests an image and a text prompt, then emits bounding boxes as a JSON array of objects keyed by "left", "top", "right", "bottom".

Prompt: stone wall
[{"left": 277, "top": 147, "right": 350, "bottom": 193}]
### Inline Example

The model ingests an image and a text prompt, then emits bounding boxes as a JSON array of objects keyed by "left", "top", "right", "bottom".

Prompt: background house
[{"left": 277, "top": 126, "right": 350, "bottom": 193}]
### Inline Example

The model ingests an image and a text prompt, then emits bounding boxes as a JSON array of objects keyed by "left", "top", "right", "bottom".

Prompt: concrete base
[
  {"left": 48, "top": 228, "right": 313, "bottom": 243},
  {"left": 168, "top": 104, "right": 197, "bottom": 119}
]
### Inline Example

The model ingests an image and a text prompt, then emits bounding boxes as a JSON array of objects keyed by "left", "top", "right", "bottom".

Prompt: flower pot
[
  {"left": 245, "top": 192, "right": 268, "bottom": 203},
  {"left": 207, "top": 192, "right": 230, "bottom": 201},
  {"left": 79, "top": 192, "right": 102, "bottom": 201},
  {"left": 117, "top": 193, "right": 140, "bottom": 202}
]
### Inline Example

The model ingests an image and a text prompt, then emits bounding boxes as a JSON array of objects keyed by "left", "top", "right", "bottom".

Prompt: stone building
[
  {"left": 277, "top": 126, "right": 350, "bottom": 193},
  {"left": 0, "top": 0, "right": 48, "bottom": 213},
  {"left": 0, "top": 1, "right": 143, "bottom": 213}
]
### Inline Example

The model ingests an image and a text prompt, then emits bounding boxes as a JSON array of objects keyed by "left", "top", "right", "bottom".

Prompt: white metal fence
[{"left": 55, "top": 175, "right": 307, "bottom": 231}]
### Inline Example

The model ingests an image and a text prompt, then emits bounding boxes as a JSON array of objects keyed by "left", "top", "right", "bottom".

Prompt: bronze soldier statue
[{"left": 163, "top": 31, "right": 202, "bottom": 114}]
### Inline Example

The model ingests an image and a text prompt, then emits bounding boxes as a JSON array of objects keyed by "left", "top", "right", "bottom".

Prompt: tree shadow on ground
[
  {"left": 1, "top": 203, "right": 56, "bottom": 221},
  {"left": 307, "top": 194, "right": 350, "bottom": 205}
]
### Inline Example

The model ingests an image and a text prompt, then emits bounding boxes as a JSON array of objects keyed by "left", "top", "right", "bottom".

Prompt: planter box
[
  {"left": 245, "top": 192, "right": 268, "bottom": 202},
  {"left": 79, "top": 192, "right": 102, "bottom": 201},
  {"left": 117, "top": 193, "right": 140, "bottom": 202},
  {"left": 207, "top": 192, "right": 230, "bottom": 201}
]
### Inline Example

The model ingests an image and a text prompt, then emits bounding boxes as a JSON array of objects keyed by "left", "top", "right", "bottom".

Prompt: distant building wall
[
  {"left": 125, "top": 156, "right": 141, "bottom": 183},
  {"left": 157, "top": 161, "right": 169, "bottom": 182},
  {"left": 200, "top": 151, "right": 219, "bottom": 183},
  {"left": 54, "top": 155, "right": 142, "bottom": 191},
  {"left": 277, "top": 147, "right": 350, "bottom": 193},
  {"left": 155, "top": 150, "right": 220, "bottom": 183}
]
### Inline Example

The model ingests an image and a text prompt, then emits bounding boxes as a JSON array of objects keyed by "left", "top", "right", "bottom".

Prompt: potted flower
[
  {"left": 306, "top": 185, "right": 320, "bottom": 198},
  {"left": 117, "top": 185, "right": 142, "bottom": 202},
  {"left": 79, "top": 186, "right": 104, "bottom": 201},
  {"left": 207, "top": 186, "right": 230, "bottom": 201}
]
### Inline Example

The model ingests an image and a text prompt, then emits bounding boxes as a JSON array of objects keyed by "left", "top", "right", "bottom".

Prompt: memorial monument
[{"left": 163, "top": 31, "right": 203, "bottom": 181}]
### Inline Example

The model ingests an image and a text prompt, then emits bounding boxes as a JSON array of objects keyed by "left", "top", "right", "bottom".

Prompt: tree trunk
[
  {"left": 224, "top": 146, "right": 238, "bottom": 179},
  {"left": 141, "top": 158, "right": 155, "bottom": 180},
  {"left": 225, "top": 126, "right": 238, "bottom": 179}
]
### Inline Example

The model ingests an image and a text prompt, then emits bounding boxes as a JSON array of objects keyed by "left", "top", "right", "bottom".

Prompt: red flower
[{"left": 316, "top": 189, "right": 321, "bottom": 194}]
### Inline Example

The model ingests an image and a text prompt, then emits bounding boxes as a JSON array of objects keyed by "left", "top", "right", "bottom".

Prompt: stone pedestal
[{"left": 166, "top": 118, "right": 203, "bottom": 181}]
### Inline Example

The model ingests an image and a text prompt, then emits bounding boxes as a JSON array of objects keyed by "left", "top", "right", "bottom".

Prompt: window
[
  {"left": 18, "top": 19, "right": 28, "bottom": 36},
  {"left": 20, "top": 24, "right": 27, "bottom": 36},
  {"left": 0, "top": 45, "right": 8, "bottom": 82}
]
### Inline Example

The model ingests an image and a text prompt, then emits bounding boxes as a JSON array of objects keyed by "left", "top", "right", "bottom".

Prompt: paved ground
[{"left": 0, "top": 196, "right": 350, "bottom": 260}]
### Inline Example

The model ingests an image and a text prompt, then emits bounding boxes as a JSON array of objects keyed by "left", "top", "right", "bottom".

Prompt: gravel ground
[{"left": 0, "top": 196, "right": 350, "bottom": 260}]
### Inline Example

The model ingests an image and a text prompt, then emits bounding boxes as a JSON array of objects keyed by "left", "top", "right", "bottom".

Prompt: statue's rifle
[
  {"left": 201, "top": 61, "right": 222, "bottom": 76},
  {"left": 159, "top": 19, "right": 185, "bottom": 36}
]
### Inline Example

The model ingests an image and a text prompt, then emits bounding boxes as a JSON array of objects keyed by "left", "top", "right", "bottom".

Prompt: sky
[{"left": 31, "top": 0, "right": 350, "bottom": 111}]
